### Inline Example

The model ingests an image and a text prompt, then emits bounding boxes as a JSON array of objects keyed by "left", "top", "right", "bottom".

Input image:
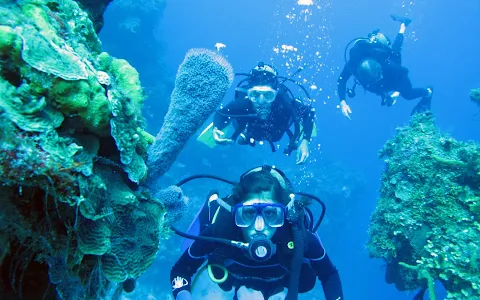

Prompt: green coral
[
  {"left": 0, "top": 0, "right": 163, "bottom": 298},
  {"left": 78, "top": 166, "right": 165, "bottom": 282},
  {"left": 97, "top": 51, "right": 113, "bottom": 71},
  {"left": 432, "top": 155, "right": 468, "bottom": 168},
  {"left": 107, "top": 89, "right": 148, "bottom": 183},
  {"left": 368, "top": 112, "right": 480, "bottom": 298},
  {"left": 137, "top": 127, "right": 155, "bottom": 144},
  {"left": 49, "top": 79, "right": 90, "bottom": 112},
  {"left": 0, "top": 25, "right": 22, "bottom": 57},
  {"left": 109, "top": 58, "right": 145, "bottom": 107},
  {"left": 0, "top": 80, "right": 64, "bottom": 132},
  {"left": 470, "top": 88, "right": 480, "bottom": 104},
  {"left": 21, "top": 3, "right": 62, "bottom": 45},
  {"left": 399, "top": 262, "right": 436, "bottom": 300},
  {"left": 19, "top": 24, "right": 89, "bottom": 81},
  {"left": 49, "top": 77, "right": 111, "bottom": 135}
]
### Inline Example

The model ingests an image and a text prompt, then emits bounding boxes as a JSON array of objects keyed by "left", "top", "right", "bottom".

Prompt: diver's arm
[
  {"left": 294, "top": 100, "right": 315, "bottom": 141},
  {"left": 170, "top": 250, "right": 205, "bottom": 298},
  {"left": 312, "top": 254, "right": 344, "bottom": 300},
  {"left": 337, "top": 65, "right": 352, "bottom": 101},
  {"left": 170, "top": 228, "right": 215, "bottom": 298},
  {"left": 392, "top": 32, "right": 405, "bottom": 54},
  {"left": 305, "top": 233, "right": 344, "bottom": 300},
  {"left": 213, "top": 98, "right": 250, "bottom": 131}
]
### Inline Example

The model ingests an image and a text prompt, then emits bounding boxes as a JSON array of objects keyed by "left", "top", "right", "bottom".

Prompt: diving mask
[
  {"left": 233, "top": 202, "right": 285, "bottom": 228},
  {"left": 247, "top": 86, "right": 278, "bottom": 103}
]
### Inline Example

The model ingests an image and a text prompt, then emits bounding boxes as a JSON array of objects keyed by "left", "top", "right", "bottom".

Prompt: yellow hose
[{"left": 207, "top": 264, "right": 228, "bottom": 284}]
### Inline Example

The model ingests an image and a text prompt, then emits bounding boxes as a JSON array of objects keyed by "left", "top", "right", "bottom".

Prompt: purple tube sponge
[{"left": 146, "top": 48, "right": 233, "bottom": 180}]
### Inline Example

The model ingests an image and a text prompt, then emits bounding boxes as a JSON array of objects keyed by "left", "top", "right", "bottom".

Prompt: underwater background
[
  {"left": 0, "top": 0, "right": 479, "bottom": 299},
  {"left": 100, "top": 0, "right": 480, "bottom": 299}
]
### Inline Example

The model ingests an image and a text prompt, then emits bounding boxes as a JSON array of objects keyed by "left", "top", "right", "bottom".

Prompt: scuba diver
[
  {"left": 207, "top": 62, "right": 316, "bottom": 165},
  {"left": 169, "top": 165, "right": 343, "bottom": 300},
  {"left": 337, "top": 14, "right": 433, "bottom": 119}
]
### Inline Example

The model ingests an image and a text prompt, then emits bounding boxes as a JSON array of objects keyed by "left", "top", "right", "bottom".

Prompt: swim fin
[
  {"left": 391, "top": 14, "right": 412, "bottom": 27},
  {"left": 197, "top": 122, "right": 233, "bottom": 148},
  {"left": 410, "top": 87, "right": 433, "bottom": 115}
]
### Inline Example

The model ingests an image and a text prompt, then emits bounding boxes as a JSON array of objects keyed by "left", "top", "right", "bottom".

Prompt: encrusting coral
[{"left": 367, "top": 112, "right": 480, "bottom": 299}]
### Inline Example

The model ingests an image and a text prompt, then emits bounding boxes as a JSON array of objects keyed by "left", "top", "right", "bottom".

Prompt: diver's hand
[
  {"left": 339, "top": 100, "right": 352, "bottom": 119},
  {"left": 175, "top": 290, "right": 192, "bottom": 300},
  {"left": 212, "top": 127, "right": 234, "bottom": 145},
  {"left": 296, "top": 139, "right": 310, "bottom": 165}
]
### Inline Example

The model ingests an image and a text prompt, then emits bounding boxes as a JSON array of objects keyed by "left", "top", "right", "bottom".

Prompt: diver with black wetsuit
[
  {"left": 169, "top": 166, "right": 344, "bottom": 300},
  {"left": 171, "top": 223, "right": 341, "bottom": 299},
  {"left": 211, "top": 63, "right": 316, "bottom": 165},
  {"left": 338, "top": 14, "right": 433, "bottom": 118}
]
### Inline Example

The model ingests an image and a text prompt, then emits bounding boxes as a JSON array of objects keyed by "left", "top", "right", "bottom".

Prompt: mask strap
[{"left": 235, "top": 87, "right": 249, "bottom": 93}]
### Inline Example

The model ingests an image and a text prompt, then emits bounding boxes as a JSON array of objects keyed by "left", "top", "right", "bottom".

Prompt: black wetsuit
[
  {"left": 213, "top": 85, "right": 315, "bottom": 149},
  {"left": 338, "top": 33, "right": 430, "bottom": 103},
  {"left": 170, "top": 223, "right": 343, "bottom": 300}
]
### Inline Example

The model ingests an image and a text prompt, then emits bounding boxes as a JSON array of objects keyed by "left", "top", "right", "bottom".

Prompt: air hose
[
  {"left": 285, "top": 199, "right": 307, "bottom": 300},
  {"left": 207, "top": 264, "right": 228, "bottom": 283}
]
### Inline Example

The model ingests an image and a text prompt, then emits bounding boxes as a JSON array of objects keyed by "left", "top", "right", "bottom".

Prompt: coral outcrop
[
  {"left": 0, "top": 0, "right": 162, "bottom": 298},
  {"left": 470, "top": 88, "right": 480, "bottom": 105},
  {"left": 367, "top": 112, "right": 480, "bottom": 299},
  {"left": 0, "top": 0, "right": 232, "bottom": 299}
]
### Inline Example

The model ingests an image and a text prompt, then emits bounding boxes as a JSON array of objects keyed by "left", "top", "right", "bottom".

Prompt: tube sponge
[
  {"left": 155, "top": 185, "right": 188, "bottom": 223},
  {"left": 146, "top": 48, "right": 233, "bottom": 180}
]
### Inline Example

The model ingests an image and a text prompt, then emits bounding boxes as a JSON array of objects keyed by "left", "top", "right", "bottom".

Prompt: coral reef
[
  {"left": 146, "top": 48, "right": 234, "bottom": 180},
  {"left": 367, "top": 112, "right": 480, "bottom": 299},
  {"left": 0, "top": 0, "right": 163, "bottom": 298},
  {"left": 470, "top": 88, "right": 480, "bottom": 105},
  {"left": 0, "top": 0, "right": 231, "bottom": 299}
]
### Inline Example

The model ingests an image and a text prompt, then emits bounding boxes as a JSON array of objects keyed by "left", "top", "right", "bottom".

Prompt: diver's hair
[{"left": 230, "top": 170, "right": 290, "bottom": 205}]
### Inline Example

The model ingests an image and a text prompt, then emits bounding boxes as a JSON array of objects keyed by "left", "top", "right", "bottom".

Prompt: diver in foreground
[
  {"left": 208, "top": 62, "right": 316, "bottom": 165},
  {"left": 337, "top": 14, "right": 433, "bottom": 119},
  {"left": 170, "top": 166, "right": 343, "bottom": 300}
]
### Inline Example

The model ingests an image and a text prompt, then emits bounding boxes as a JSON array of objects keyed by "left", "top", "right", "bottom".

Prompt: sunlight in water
[
  {"left": 297, "top": 0, "right": 314, "bottom": 5},
  {"left": 265, "top": 0, "right": 335, "bottom": 112}
]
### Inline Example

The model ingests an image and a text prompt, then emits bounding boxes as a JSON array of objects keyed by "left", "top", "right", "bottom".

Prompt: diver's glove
[{"left": 176, "top": 290, "right": 192, "bottom": 300}]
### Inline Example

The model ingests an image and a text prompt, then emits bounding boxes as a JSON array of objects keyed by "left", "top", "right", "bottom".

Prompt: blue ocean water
[{"left": 100, "top": 0, "right": 480, "bottom": 299}]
